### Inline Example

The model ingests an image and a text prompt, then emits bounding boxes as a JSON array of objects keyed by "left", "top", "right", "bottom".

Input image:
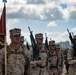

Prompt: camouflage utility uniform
[
  {"left": 48, "top": 41, "right": 58, "bottom": 75},
  {"left": 29, "top": 33, "right": 49, "bottom": 75},
  {"left": 0, "top": 28, "right": 30, "bottom": 75},
  {"left": 29, "top": 46, "right": 48, "bottom": 75}
]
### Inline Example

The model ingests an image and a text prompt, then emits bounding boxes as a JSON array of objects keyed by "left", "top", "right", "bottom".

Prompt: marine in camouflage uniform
[
  {"left": 47, "top": 40, "right": 58, "bottom": 75},
  {"left": 56, "top": 44, "right": 63, "bottom": 75},
  {"left": 20, "top": 36, "right": 29, "bottom": 57},
  {"left": 64, "top": 49, "right": 69, "bottom": 74},
  {"left": 0, "top": 28, "right": 30, "bottom": 75},
  {"left": 68, "top": 35, "right": 76, "bottom": 75},
  {"left": 29, "top": 33, "right": 49, "bottom": 75}
]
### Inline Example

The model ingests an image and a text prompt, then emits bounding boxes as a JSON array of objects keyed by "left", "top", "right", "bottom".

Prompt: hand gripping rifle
[{"left": 28, "top": 27, "right": 41, "bottom": 60}]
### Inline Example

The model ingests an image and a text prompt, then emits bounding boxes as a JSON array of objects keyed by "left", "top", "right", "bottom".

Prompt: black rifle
[
  {"left": 67, "top": 29, "right": 76, "bottom": 57},
  {"left": 45, "top": 33, "right": 50, "bottom": 66},
  {"left": 45, "top": 33, "right": 49, "bottom": 50},
  {"left": 67, "top": 29, "right": 74, "bottom": 45},
  {"left": 28, "top": 27, "right": 41, "bottom": 60}
]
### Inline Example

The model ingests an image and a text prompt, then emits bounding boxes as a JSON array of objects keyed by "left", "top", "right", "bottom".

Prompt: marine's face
[
  {"left": 49, "top": 45, "right": 56, "bottom": 50},
  {"left": 20, "top": 41, "right": 24, "bottom": 45},
  {"left": 10, "top": 35, "right": 20, "bottom": 44},
  {"left": 56, "top": 48, "right": 60, "bottom": 52},
  {"left": 36, "top": 37, "right": 43, "bottom": 44}
]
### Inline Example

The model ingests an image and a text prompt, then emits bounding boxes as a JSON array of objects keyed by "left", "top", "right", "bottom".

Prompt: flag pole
[
  {"left": 4, "top": 34, "right": 7, "bottom": 75},
  {"left": 2, "top": 0, "right": 7, "bottom": 75}
]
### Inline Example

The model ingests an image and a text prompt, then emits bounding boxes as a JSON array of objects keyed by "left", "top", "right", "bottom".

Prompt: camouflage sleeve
[
  {"left": 58, "top": 52, "right": 63, "bottom": 70},
  {"left": 25, "top": 58, "right": 31, "bottom": 75},
  {"left": 29, "top": 49, "right": 38, "bottom": 67},
  {"left": 22, "top": 46, "right": 37, "bottom": 75},
  {"left": 68, "top": 48, "right": 73, "bottom": 60},
  {"left": 67, "top": 48, "right": 76, "bottom": 64},
  {"left": 0, "top": 48, "right": 4, "bottom": 75},
  {"left": 30, "top": 61, "right": 37, "bottom": 67},
  {"left": 23, "top": 45, "right": 30, "bottom": 58},
  {"left": 25, "top": 54, "right": 37, "bottom": 75}
]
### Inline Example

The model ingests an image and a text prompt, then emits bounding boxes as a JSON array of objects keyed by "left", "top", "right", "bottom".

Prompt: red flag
[
  {"left": 0, "top": 18, "right": 5, "bottom": 44},
  {"left": 0, "top": 6, "right": 6, "bottom": 35},
  {"left": 0, "top": 18, "right": 2, "bottom": 33}
]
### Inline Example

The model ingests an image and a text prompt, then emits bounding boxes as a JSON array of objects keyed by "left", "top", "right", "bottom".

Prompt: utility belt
[
  {"left": 37, "top": 64, "right": 46, "bottom": 68},
  {"left": 50, "top": 66, "right": 58, "bottom": 69}
]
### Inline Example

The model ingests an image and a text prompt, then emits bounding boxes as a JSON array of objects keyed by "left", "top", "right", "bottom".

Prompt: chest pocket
[
  {"left": 39, "top": 49, "right": 48, "bottom": 67},
  {"left": 7, "top": 47, "right": 27, "bottom": 61},
  {"left": 7, "top": 51, "right": 25, "bottom": 58},
  {"left": 49, "top": 52, "right": 58, "bottom": 67}
]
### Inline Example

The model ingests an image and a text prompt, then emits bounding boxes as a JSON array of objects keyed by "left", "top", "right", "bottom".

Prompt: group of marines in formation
[{"left": 0, "top": 28, "right": 76, "bottom": 75}]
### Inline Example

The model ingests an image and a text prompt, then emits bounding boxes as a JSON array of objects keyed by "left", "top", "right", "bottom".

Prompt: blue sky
[
  {"left": 0, "top": 0, "right": 76, "bottom": 44},
  {"left": 60, "top": 3, "right": 68, "bottom": 9}
]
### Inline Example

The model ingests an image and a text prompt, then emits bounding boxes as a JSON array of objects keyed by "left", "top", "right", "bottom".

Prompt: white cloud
[
  {"left": 21, "top": 31, "right": 31, "bottom": 45},
  {"left": 69, "top": 8, "right": 76, "bottom": 19},
  {"left": 0, "top": 0, "right": 76, "bottom": 20},
  {"left": 69, "top": 28, "right": 76, "bottom": 35},
  {"left": 6, "top": 26, "right": 76, "bottom": 45},
  {"left": 0, "top": 0, "right": 76, "bottom": 45},
  {"left": 6, "top": 19, "right": 19, "bottom": 29},
  {"left": 71, "top": 28, "right": 76, "bottom": 31},
  {"left": 1, "top": 0, "right": 64, "bottom": 21},
  {"left": 44, "top": 31, "right": 70, "bottom": 43},
  {"left": 26, "top": 0, "right": 46, "bottom": 4},
  {"left": 47, "top": 21, "right": 57, "bottom": 27},
  {"left": 44, "top": 27, "right": 76, "bottom": 44},
  {"left": 6, "top": 19, "right": 19, "bottom": 44}
]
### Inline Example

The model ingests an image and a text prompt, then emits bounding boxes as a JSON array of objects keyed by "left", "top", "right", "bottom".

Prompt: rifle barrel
[
  {"left": 28, "top": 27, "right": 31, "bottom": 32},
  {"left": 67, "top": 29, "right": 70, "bottom": 34}
]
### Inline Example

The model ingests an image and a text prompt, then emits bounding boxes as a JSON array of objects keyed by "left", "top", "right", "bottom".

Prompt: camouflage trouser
[
  {"left": 40, "top": 67, "right": 49, "bottom": 75},
  {"left": 30, "top": 67, "right": 49, "bottom": 75},
  {"left": 68, "top": 65, "right": 76, "bottom": 75},
  {"left": 48, "top": 68, "right": 58, "bottom": 75},
  {"left": 30, "top": 66, "right": 40, "bottom": 75},
  {"left": 58, "top": 66, "right": 63, "bottom": 75}
]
